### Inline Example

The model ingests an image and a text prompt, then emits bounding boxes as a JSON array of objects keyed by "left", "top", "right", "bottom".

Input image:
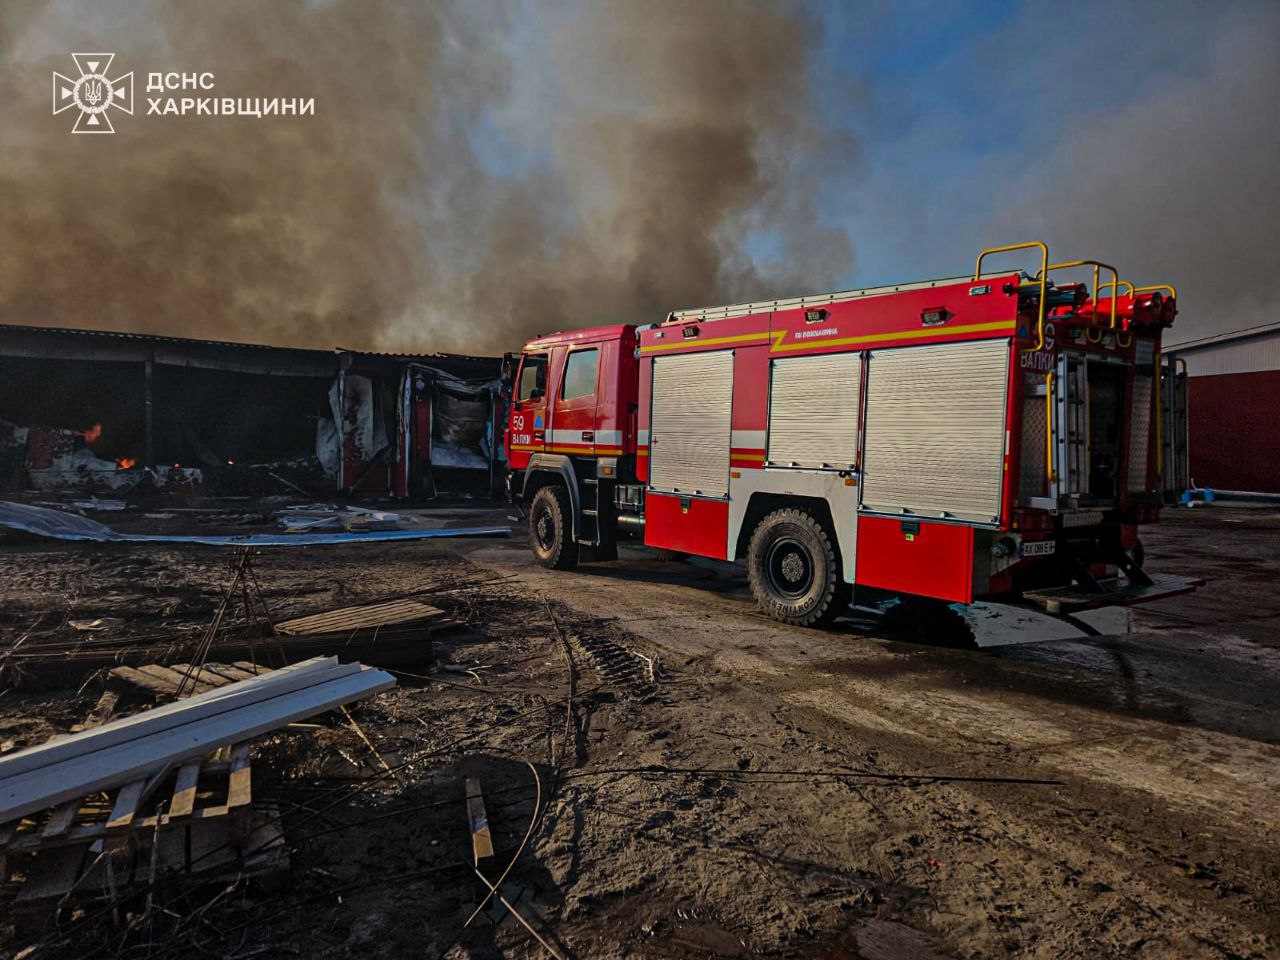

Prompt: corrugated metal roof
[
  {"left": 0, "top": 323, "right": 500, "bottom": 370},
  {"left": 0, "top": 322, "right": 327, "bottom": 355},
  {"left": 1164, "top": 321, "right": 1280, "bottom": 352},
  {"left": 1165, "top": 322, "right": 1280, "bottom": 377},
  {"left": 1168, "top": 338, "right": 1280, "bottom": 377}
]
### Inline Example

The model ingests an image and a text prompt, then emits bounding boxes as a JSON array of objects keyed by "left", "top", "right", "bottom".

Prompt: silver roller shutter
[
  {"left": 861, "top": 339, "right": 1011, "bottom": 523},
  {"left": 766, "top": 353, "right": 861, "bottom": 470},
  {"left": 649, "top": 351, "right": 734, "bottom": 498}
]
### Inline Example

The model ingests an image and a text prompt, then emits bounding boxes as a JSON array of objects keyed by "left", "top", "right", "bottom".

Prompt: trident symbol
[{"left": 52, "top": 54, "right": 134, "bottom": 134}]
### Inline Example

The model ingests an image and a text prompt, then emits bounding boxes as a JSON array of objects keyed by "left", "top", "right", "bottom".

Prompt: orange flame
[
  {"left": 76, "top": 422, "right": 103, "bottom": 443},
  {"left": 116, "top": 458, "right": 136, "bottom": 470}
]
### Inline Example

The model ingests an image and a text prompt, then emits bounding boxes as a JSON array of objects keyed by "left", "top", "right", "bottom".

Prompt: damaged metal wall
[{"left": 0, "top": 325, "right": 502, "bottom": 499}]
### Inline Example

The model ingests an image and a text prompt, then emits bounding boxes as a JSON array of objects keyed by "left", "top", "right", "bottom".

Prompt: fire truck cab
[{"left": 504, "top": 242, "right": 1201, "bottom": 632}]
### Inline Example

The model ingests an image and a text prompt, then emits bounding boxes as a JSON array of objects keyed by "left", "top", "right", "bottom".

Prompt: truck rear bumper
[{"left": 1021, "top": 573, "right": 1203, "bottom": 613}]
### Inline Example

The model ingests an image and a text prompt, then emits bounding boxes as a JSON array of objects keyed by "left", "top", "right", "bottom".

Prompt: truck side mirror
[{"left": 500, "top": 354, "right": 517, "bottom": 388}]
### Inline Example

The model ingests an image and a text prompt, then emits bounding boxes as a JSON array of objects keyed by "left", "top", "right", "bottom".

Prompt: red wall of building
[{"left": 1188, "top": 371, "right": 1280, "bottom": 493}]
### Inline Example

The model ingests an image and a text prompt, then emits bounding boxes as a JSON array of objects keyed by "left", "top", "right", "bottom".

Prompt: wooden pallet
[
  {"left": 268, "top": 598, "right": 452, "bottom": 668},
  {"left": 273, "top": 598, "right": 450, "bottom": 636},
  {"left": 1, "top": 742, "right": 256, "bottom": 858},
  {"left": 1, "top": 743, "right": 286, "bottom": 926},
  {"left": 106, "top": 660, "right": 274, "bottom": 701}
]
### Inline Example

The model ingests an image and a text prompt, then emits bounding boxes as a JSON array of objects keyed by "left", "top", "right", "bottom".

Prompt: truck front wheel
[
  {"left": 529, "top": 484, "right": 578, "bottom": 570},
  {"left": 747, "top": 508, "right": 849, "bottom": 627}
]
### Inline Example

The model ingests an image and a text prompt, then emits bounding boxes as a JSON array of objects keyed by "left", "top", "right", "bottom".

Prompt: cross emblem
[{"left": 52, "top": 53, "right": 134, "bottom": 134}]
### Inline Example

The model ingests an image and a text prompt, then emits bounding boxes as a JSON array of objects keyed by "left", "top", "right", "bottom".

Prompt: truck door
[
  {"left": 550, "top": 345, "right": 600, "bottom": 455},
  {"left": 508, "top": 351, "right": 549, "bottom": 470}
]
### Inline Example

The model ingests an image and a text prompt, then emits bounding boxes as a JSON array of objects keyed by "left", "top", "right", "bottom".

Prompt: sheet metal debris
[
  {"left": 277, "top": 503, "right": 401, "bottom": 532},
  {"left": 0, "top": 500, "right": 509, "bottom": 545},
  {"left": 0, "top": 656, "right": 394, "bottom": 824}
]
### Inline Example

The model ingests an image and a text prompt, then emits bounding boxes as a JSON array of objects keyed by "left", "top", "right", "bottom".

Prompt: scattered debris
[
  {"left": 0, "top": 592, "right": 452, "bottom": 689},
  {"left": 0, "top": 659, "right": 322, "bottom": 936},
  {"left": 0, "top": 508, "right": 1269, "bottom": 959},
  {"left": 0, "top": 656, "right": 395, "bottom": 824},
  {"left": 465, "top": 776, "right": 495, "bottom": 865},
  {"left": 464, "top": 774, "right": 565, "bottom": 959},
  {"left": 34, "top": 497, "right": 128, "bottom": 512},
  {"left": 67, "top": 617, "right": 126, "bottom": 632},
  {"left": 277, "top": 503, "right": 402, "bottom": 532},
  {"left": 0, "top": 499, "right": 510, "bottom": 545},
  {"left": 106, "top": 661, "right": 273, "bottom": 701},
  {"left": 571, "top": 632, "right": 659, "bottom": 694},
  {"left": 545, "top": 602, "right": 657, "bottom": 696},
  {"left": 275, "top": 596, "right": 450, "bottom": 636}
]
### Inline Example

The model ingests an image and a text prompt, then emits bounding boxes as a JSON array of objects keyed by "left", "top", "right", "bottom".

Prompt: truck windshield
[{"left": 517, "top": 354, "right": 548, "bottom": 402}]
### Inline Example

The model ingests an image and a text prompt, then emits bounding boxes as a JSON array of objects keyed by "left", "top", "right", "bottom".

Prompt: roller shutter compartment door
[
  {"left": 649, "top": 351, "right": 734, "bottom": 498},
  {"left": 766, "top": 353, "right": 861, "bottom": 470},
  {"left": 861, "top": 339, "right": 1011, "bottom": 523}
]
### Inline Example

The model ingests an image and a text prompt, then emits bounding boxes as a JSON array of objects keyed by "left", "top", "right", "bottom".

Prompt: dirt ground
[{"left": 0, "top": 501, "right": 1277, "bottom": 959}]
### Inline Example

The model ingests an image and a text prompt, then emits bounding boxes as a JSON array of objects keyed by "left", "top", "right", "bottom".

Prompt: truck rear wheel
[
  {"left": 747, "top": 508, "right": 849, "bottom": 627},
  {"left": 529, "top": 484, "right": 577, "bottom": 570}
]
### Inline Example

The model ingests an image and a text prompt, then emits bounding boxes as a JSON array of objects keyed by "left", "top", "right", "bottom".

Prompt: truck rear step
[{"left": 1023, "top": 573, "right": 1204, "bottom": 613}]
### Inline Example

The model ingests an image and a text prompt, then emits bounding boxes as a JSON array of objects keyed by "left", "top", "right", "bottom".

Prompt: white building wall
[{"left": 1166, "top": 328, "right": 1280, "bottom": 377}]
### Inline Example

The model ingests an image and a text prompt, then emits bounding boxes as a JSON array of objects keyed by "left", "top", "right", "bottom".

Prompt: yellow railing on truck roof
[
  {"left": 974, "top": 241, "right": 1049, "bottom": 352},
  {"left": 1036, "top": 259, "right": 1120, "bottom": 330}
]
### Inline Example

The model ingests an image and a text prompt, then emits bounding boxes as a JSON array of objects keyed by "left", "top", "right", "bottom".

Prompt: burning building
[{"left": 0, "top": 325, "right": 504, "bottom": 499}]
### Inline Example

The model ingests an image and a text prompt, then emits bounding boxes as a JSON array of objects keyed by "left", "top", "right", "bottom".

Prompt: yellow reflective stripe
[
  {"left": 513, "top": 444, "right": 624, "bottom": 455},
  {"left": 639, "top": 331, "right": 770, "bottom": 354},
  {"left": 770, "top": 320, "right": 1013, "bottom": 352},
  {"left": 639, "top": 322, "right": 1013, "bottom": 356}
]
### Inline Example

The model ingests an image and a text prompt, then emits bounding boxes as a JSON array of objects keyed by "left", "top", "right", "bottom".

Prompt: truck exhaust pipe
[{"left": 616, "top": 513, "right": 645, "bottom": 533}]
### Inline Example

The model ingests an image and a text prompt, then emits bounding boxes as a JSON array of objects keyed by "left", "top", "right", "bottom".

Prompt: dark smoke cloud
[
  {"left": 996, "top": 4, "right": 1280, "bottom": 341},
  {"left": 0, "top": 1, "right": 854, "bottom": 354},
  {"left": 404, "top": 0, "right": 857, "bottom": 352}
]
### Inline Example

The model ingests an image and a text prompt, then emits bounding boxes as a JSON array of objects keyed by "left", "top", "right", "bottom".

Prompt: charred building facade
[{"left": 0, "top": 325, "right": 504, "bottom": 499}]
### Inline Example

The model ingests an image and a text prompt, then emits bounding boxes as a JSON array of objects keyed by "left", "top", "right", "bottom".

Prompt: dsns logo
[{"left": 52, "top": 53, "right": 134, "bottom": 134}]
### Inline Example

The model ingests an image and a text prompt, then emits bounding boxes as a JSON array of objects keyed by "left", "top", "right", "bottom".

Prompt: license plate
[{"left": 1020, "top": 540, "right": 1056, "bottom": 558}]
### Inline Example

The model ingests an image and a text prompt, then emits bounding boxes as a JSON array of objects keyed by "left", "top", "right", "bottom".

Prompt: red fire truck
[{"left": 503, "top": 242, "right": 1201, "bottom": 634}]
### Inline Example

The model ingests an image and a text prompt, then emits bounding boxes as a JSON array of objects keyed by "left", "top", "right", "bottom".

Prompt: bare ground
[{"left": 0, "top": 503, "right": 1276, "bottom": 959}]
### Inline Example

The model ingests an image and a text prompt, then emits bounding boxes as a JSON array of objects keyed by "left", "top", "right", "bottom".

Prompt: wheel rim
[
  {"left": 764, "top": 536, "right": 815, "bottom": 600},
  {"left": 533, "top": 506, "right": 556, "bottom": 551}
]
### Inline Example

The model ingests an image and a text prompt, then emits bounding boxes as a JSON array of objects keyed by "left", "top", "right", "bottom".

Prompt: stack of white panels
[{"left": 0, "top": 657, "right": 395, "bottom": 825}]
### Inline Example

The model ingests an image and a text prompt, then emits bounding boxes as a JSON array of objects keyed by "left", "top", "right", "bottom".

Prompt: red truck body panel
[{"left": 505, "top": 257, "right": 1187, "bottom": 611}]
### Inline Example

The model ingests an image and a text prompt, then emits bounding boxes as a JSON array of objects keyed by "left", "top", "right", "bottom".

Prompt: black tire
[
  {"left": 528, "top": 485, "right": 577, "bottom": 570},
  {"left": 881, "top": 598, "right": 975, "bottom": 648},
  {"left": 746, "top": 508, "right": 849, "bottom": 627}
]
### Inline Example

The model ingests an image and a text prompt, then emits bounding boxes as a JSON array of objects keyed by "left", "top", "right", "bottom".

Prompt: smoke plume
[
  {"left": 990, "top": 2, "right": 1280, "bottom": 341},
  {"left": 0, "top": 1, "right": 853, "bottom": 354}
]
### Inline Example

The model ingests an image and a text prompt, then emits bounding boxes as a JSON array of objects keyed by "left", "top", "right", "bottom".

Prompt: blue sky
[{"left": 798, "top": 0, "right": 1274, "bottom": 297}]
